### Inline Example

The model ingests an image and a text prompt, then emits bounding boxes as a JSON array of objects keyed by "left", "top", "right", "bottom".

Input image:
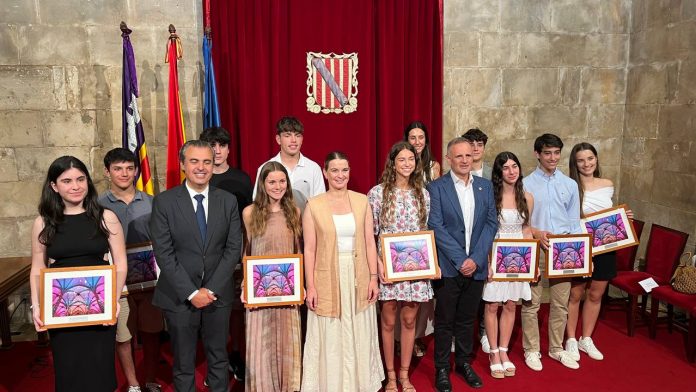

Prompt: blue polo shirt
[{"left": 522, "top": 167, "right": 582, "bottom": 235}]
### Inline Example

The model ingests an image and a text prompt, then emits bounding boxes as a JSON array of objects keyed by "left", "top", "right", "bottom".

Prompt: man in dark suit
[
  {"left": 150, "top": 140, "right": 242, "bottom": 392},
  {"left": 427, "top": 137, "right": 498, "bottom": 391}
]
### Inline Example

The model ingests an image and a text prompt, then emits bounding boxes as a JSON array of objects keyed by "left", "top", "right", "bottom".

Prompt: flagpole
[
  {"left": 165, "top": 24, "right": 187, "bottom": 189},
  {"left": 120, "top": 21, "right": 155, "bottom": 195}
]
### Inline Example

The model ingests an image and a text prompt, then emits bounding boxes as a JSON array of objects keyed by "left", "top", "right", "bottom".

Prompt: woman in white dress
[
  {"left": 565, "top": 143, "right": 633, "bottom": 362},
  {"left": 301, "top": 152, "right": 384, "bottom": 392},
  {"left": 482, "top": 152, "right": 534, "bottom": 379}
]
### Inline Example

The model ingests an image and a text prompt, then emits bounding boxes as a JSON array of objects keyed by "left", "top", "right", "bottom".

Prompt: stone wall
[
  {"left": 443, "top": 0, "right": 630, "bottom": 190},
  {"left": 0, "top": 0, "right": 204, "bottom": 257},
  {"left": 622, "top": 0, "right": 696, "bottom": 253}
]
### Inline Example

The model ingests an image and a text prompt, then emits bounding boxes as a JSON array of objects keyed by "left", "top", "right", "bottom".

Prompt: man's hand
[
  {"left": 459, "top": 258, "right": 477, "bottom": 276},
  {"left": 191, "top": 290, "right": 214, "bottom": 308}
]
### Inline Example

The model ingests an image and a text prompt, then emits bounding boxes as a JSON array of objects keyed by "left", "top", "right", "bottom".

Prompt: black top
[
  {"left": 210, "top": 168, "right": 253, "bottom": 214},
  {"left": 46, "top": 213, "right": 109, "bottom": 268}
]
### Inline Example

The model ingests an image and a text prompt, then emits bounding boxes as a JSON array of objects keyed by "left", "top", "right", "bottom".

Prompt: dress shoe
[
  {"left": 228, "top": 351, "right": 246, "bottom": 381},
  {"left": 435, "top": 367, "right": 452, "bottom": 392},
  {"left": 455, "top": 363, "right": 483, "bottom": 388}
]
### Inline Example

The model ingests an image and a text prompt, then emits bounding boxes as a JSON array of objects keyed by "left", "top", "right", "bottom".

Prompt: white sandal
[
  {"left": 489, "top": 348, "right": 505, "bottom": 379},
  {"left": 499, "top": 347, "right": 516, "bottom": 376}
]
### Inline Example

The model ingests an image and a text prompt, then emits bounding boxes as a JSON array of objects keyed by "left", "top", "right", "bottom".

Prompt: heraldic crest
[{"left": 306, "top": 52, "right": 358, "bottom": 114}]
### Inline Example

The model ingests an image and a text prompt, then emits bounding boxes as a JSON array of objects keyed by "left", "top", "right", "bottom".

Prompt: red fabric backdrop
[{"left": 209, "top": 0, "right": 442, "bottom": 193}]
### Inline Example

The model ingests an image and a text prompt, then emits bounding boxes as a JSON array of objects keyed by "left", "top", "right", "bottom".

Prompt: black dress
[{"left": 46, "top": 213, "right": 117, "bottom": 392}]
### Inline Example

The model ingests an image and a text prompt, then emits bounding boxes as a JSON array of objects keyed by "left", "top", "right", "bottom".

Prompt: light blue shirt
[{"left": 522, "top": 166, "right": 581, "bottom": 234}]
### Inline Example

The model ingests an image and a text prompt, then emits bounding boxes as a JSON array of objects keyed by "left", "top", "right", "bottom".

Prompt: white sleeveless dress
[{"left": 482, "top": 209, "right": 532, "bottom": 302}]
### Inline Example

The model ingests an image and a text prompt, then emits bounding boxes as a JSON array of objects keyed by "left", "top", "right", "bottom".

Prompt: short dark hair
[
  {"left": 200, "top": 127, "right": 231, "bottom": 146},
  {"left": 462, "top": 128, "right": 488, "bottom": 145},
  {"left": 179, "top": 140, "right": 214, "bottom": 163},
  {"left": 103, "top": 148, "right": 136, "bottom": 169},
  {"left": 534, "top": 133, "right": 564, "bottom": 153},
  {"left": 276, "top": 116, "right": 304, "bottom": 135}
]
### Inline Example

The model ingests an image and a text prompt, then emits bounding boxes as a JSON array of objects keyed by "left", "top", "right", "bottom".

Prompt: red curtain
[{"left": 209, "top": 0, "right": 442, "bottom": 193}]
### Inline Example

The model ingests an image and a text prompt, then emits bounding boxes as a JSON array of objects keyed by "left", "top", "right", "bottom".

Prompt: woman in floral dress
[{"left": 368, "top": 141, "right": 433, "bottom": 392}]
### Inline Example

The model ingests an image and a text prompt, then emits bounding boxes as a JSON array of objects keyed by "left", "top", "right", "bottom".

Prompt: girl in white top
[
  {"left": 565, "top": 143, "right": 633, "bottom": 362},
  {"left": 483, "top": 152, "right": 534, "bottom": 379}
]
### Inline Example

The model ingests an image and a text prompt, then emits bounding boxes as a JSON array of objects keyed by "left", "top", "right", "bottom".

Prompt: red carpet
[{"left": 1, "top": 305, "right": 695, "bottom": 391}]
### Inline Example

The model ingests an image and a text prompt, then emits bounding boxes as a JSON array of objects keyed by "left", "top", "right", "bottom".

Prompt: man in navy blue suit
[{"left": 427, "top": 137, "right": 498, "bottom": 391}]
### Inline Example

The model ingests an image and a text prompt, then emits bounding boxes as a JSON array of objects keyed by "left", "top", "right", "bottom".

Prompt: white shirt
[
  {"left": 185, "top": 181, "right": 209, "bottom": 221},
  {"left": 471, "top": 167, "right": 483, "bottom": 178},
  {"left": 184, "top": 182, "right": 211, "bottom": 301},
  {"left": 451, "top": 170, "right": 475, "bottom": 255},
  {"left": 253, "top": 152, "right": 326, "bottom": 199}
]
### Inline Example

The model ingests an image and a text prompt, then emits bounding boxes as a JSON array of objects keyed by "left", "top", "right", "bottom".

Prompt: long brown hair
[
  {"left": 249, "top": 162, "right": 301, "bottom": 241},
  {"left": 569, "top": 142, "right": 601, "bottom": 212},
  {"left": 491, "top": 152, "right": 529, "bottom": 226},
  {"left": 378, "top": 141, "right": 428, "bottom": 230}
]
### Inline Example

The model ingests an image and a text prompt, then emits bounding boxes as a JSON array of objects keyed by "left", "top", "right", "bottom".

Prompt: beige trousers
[{"left": 521, "top": 249, "right": 571, "bottom": 354}]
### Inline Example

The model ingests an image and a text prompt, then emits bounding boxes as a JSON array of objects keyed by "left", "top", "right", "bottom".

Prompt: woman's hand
[
  {"left": 240, "top": 280, "right": 246, "bottom": 304},
  {"left": 626, "top": 209, "right": 634, "bottom": 220},
  {"left": 487, "top": 267, "right": 493, "bottom": 283},
  {"left": 377, "top": 260, "right": 388, "bottom": 284},
  {"left": 305, "top": 286, "right": 318, "bottom": 311},
  {"left": 367, "top": 278, "right": 379, "bottom": 303},
  {"left": 32, "top": 305, "right": 45, "bottom": 332}
]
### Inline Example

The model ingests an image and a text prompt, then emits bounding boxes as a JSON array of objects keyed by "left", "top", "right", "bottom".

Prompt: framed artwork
[
  {"left": 380, "top": 231, "right": 440, "bottom": 283},
  {"left": 581, "top": 204, "right": 639, "bottom": 255},
  {"left": 490, "top": 239, "right": 540, "bottom": 282},
  {"left": 242, "top": 254, "right": 304, "bottom": 308},
  {"left": 545, "top": 234, "right": 593, "bottom": 278},
  {"left": 40, "top": 265, "right": 117, "bottom": 329},
  {"left": 123, "top": 242, "right": 160, "bottom": 294}
]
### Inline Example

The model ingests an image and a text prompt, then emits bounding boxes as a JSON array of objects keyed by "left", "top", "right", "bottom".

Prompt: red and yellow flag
[{"left": 165, "top": 26, "right": 186, "bottom": 189}]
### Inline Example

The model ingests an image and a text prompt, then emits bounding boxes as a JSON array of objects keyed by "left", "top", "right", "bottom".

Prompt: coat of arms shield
[{"left": 306, "top": 52, "right": 358, "bottom": 114}]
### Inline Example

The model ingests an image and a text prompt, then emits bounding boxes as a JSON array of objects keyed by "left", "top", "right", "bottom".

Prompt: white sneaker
[
  {"left": 549, "top": 350, "right": 580, "bottom": 369},
  {"left": 578, "top": 337, "right": 604, "bottom": 360},
  {"left": 480, "top": 334, "right": 491, "bottom": 354},
  {"left": 451, "top": 338, "right": 456, "bottom": 352},
  {"left": 524, "top": 351, "right": 543, "bottom": 371},
  {"left": 565, "top": 338, "right": 580, "bottom": 361},
  {"left": 127, "top": 387, "right": 142, "bottom": 392}
]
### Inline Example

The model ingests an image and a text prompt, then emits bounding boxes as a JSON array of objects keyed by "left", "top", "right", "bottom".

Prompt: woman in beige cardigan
[{"left": 301, "top": 151, "right": 384, "bottom": 392}]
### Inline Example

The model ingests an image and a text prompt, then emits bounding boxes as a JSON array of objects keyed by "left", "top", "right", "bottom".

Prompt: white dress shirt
[
  {"left": 185, "top": 181, "right": 209, "bottom": 221},
  {"left": 253, "top": 152, "right": 326, "bottom": 199},
  {"left": 184, "top": 181, "right": 211, "bottom": 300},
  {"left": 451, "top": 170, "right": 475, "bottom": 255}
]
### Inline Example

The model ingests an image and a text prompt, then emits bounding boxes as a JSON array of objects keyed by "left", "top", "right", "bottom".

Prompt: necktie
[{"left": 194, "top": 194, "right": 207, "bottom": 242}]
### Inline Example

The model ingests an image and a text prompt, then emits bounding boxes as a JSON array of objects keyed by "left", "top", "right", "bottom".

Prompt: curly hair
[
  {"left": 491, "top": 152, "right": 529, "bottom": 226},
  {"left": 249, "top": 162, "right": 301, "bottom": 242},
  {"left": 378, "top": 141, "right": 428, "bottom": 230}
]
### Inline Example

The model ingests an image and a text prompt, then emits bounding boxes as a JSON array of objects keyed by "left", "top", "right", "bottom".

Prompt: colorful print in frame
[
  {"left": 124, "top": 242, "right": 160, "bottom": 294},
  {"left": 380, "top": 231, "right": 440, "bottom": 283},
  {"left": 490, "top": 239, "right": 540, "bottom": 282},
  {"left": 243, "top": 254, "right": 304, "bottom": 308},
  {"left": 40, "top": 265, "right": 117, "bottom": 329},
  {"left": 581, "top": 204, "right": 639, "bottom": 255},
  {"left": 545, "top": 234, "right": 593, "bottom": 278}
]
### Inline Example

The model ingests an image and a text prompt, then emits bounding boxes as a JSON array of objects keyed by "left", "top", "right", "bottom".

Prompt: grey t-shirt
[{"left": 98, "top": 190, "right": 153, "bottom": 244}]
